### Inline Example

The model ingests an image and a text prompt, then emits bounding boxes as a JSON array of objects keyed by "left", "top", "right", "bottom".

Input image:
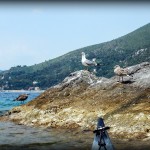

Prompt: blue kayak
[{"left": 91, "top": 118, "right": 115, "bottom": 150}]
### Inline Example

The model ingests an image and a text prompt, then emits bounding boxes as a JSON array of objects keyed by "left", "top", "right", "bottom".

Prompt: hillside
[
  {"left": 0, "top": 23, "right": 150, "bottom": 90},
  {"left": 1, "top": 62, "right": 150, "bottom": 150}
]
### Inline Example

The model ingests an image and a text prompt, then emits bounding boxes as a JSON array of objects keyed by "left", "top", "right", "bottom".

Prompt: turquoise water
[
  {"left": 0, "top": 91, "right": 41, "bottom": 114},
  {"left": 0, "top": 91, "right": 93, "bottom": 150}
]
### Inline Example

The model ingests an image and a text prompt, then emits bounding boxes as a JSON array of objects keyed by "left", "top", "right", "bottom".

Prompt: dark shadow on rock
[{"left": 121, "top": 80, "right": 135, "bottom": 84}]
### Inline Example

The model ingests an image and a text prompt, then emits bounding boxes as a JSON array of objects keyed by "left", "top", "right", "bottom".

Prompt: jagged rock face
[
  {"left": 3, "top": 62, "right": 150, "bottom": 140},
  {"left": 54, "top": 70, "right": 99, "bottom": 88}
]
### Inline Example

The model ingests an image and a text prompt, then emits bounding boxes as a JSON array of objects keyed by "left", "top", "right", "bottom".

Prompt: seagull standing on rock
[
  {"left": 114, "top": 65, "right": 132, "bottom": 82},
  {"left": 81, "top": 52, "right": 100, "bottom": 71}
]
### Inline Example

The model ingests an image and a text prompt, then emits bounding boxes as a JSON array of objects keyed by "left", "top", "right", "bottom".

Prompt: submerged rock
[{"left": 2, "top": 62, "right": 150, "bottom": 140}]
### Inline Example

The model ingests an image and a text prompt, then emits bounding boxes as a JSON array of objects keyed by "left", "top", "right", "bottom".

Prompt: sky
[{"left": 0, "top": 1, "right": 150, "bottom": 70}]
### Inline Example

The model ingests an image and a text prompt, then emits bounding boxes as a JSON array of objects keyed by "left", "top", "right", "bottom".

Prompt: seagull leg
[
  {"left": 84, "top": 66, "right": 87, "bottom": 71},
  {"left": 117, "top": 76, "right": 120, "bottom": 82},
  {"left": 122, "top": 76, "right": 123, "bottom": 82},
  {"left": 86, "top": 67, "right": 89, "bottom": 71}
]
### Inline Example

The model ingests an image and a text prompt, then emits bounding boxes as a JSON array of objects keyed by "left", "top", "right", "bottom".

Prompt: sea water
[
  {"left": 0, "top": 91, "right": 41, "bottom": 115},
  {"left": 0, "top": 91, "right": 92, "bottom": 150}
]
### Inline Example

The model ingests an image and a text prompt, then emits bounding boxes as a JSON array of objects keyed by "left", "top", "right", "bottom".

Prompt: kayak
[{"left": 91, "top": 118, "right": 115, "bottom": 150}]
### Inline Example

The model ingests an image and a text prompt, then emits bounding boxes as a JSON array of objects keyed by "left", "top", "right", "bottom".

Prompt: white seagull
[
  {"left": 81, "top": 52, "right": 99, "bottom": 70},
  {"left": 114, "top": 65, "right": 132, "bottom": 82}
]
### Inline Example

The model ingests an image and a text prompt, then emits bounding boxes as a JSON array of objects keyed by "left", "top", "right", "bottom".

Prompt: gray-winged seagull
[{"left": 81, "top": 52, "right": 99, "bottom": 70}]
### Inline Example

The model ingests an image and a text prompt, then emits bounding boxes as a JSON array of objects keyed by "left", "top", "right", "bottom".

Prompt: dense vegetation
[{"left": 0, "top": 23, "right": 150, "bottom": 90}]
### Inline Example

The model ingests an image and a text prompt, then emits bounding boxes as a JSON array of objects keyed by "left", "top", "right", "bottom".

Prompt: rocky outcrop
[
  {"left": 111, "top": 62, "right": 150, "bottom": 88},
  {"left": 128, "top": 62, "right": 150, "bottom": 88},
  {"left": 2, "top": 62, "right": 150, "bottom": 140}
]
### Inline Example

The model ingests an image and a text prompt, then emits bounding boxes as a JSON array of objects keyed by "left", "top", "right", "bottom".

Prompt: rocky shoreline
[
  {"left": 0, "top": 90, "right": 45, "bottom": 93},
  {"left": 1, "top": 62, "right": 150, "bottom": 142}
]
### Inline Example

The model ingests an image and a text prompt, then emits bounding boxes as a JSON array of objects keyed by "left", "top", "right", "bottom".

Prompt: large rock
[
  {"left": 111, "top": 62, "right": 150, "bottom": 88},
  {"left": 129, "top": 62, "right": 150, "bottom": 88},
  {"left": 2, "top": 62, "right": 150, "bottom": 140}
]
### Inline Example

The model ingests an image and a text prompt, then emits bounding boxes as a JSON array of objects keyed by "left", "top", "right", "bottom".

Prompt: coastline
[
  {"left": 0, "top": 90, "right": 45, "bottom": 93},
  {"left": 4, "top": 68, "right": 150, "bottom": 139},
  {"left": 0, "top": 63, "right": 150, "bottom": 150}
]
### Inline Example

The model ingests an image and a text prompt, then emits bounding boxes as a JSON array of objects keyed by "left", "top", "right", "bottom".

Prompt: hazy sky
[{"left": 0, "top": 2, "right": 150, "bottom": 70}]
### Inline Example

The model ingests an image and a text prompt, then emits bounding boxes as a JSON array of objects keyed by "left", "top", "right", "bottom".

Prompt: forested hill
[{"left": 0, "top": 23, "right": 150, "bottom": 90}]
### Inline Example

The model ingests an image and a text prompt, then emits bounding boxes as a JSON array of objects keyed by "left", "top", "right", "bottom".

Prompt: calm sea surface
[
  {"left": 0, "top": 91, "right": 93, "bottom": 150},
  {"left": 0, "top": 91, "right": 41, "bottom": 113}
]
